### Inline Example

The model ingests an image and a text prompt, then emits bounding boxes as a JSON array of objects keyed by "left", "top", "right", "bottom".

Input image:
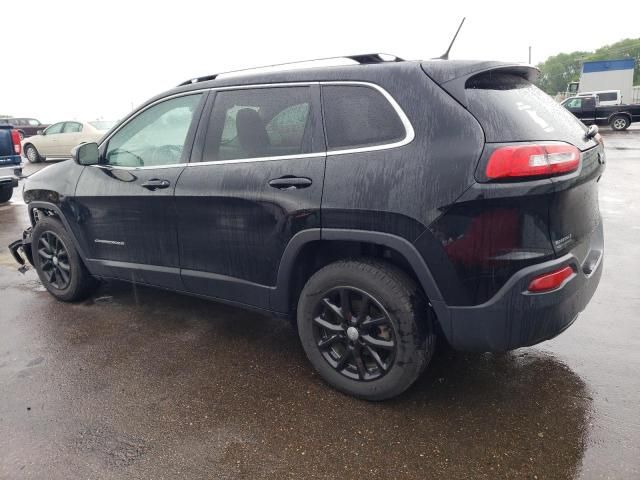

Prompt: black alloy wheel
[
  {"left": 312, "top": 286, "right": 397, "bottom": 381},
  {"left": 37, "top": 231, "right": 72, "bottom": 290}
]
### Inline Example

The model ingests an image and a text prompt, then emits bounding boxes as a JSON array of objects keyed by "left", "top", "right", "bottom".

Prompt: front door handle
[
  {"left": 268, "top": 176, "right": 312, "bottom": 190},
  {"left": 141, "top": 178, "right": 171, "bottom": 191}
]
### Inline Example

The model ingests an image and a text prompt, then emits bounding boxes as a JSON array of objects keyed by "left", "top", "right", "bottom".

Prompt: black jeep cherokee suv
[{"left": 9, "top": 54, "right": 605, "bottom": 400}]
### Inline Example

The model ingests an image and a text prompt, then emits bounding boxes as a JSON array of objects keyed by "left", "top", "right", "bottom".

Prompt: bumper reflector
[{"left": 527, "top": 266, "right": 574, "bottom": 293}]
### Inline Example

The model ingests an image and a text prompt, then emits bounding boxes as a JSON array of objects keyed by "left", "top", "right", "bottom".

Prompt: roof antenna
[{"left": 436, "top": 17, "right": 466, "bottom": 60}]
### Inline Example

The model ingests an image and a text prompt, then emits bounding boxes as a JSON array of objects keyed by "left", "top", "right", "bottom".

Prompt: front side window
[
  {"left": 45, "top": 122, "right": 64, "bottom": 135},
  {"left": 205, "top": 87, "right": 314, "bottom": 160},
  {"left": 322, "top": 85, "right": 406, "bottom": 150},
  {"left": 28, "top": 119, "right": 40, "bottom": 126},
  {"left": 565, "top": 98, "right": 582, "bottom": 109},
  {"left": 105, "top": 94, "right": 202, "bottom": 167},
  {"left": 63, "top": 122, "right": 83, "bottom": 133}
]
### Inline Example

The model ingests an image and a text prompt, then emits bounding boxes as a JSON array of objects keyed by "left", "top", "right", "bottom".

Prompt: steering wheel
[
  {"left": 108, "top": 148, "right": 144, "bottom": 167},
  {"left": 150, "top": 144, "right": 182, "bottom": 165}
]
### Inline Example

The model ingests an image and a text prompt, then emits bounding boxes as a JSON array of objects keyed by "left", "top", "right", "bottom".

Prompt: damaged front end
[{"left": 8, "top": 227, "right": 34, "bottom": 273}]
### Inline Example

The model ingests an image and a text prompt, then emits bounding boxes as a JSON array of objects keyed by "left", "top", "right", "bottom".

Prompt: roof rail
[{"left": 177, "top": 53, "right": 405, "bottom": 87}]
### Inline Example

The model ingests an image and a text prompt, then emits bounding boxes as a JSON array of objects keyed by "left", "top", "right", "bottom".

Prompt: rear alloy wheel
[
  {"left": 298, "top": 260, "right": 436, "bottom": 400},
  {"left": 610, "top": 115, "right": 630, "bottom": 131},
  {"left": 312, "top": 287, "right": 397, "bottom": 382},
  {"left": 32, "top": 217, "right": 98, "bottom": 301},
  {"left": 25, "top": 144, "right": 41, "bottom": 163}
]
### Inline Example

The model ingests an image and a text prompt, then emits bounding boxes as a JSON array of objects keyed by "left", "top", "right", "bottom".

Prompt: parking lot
[{"left": 0, "top": 129, "right": 638, "bottom": 479}]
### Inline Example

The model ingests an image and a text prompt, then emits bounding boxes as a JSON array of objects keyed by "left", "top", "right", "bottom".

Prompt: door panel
[
  {"left": 176, "top": 157, "right": 324, "bottom": 307},
  {"left": 38, "top": 122, "right": 64, "bottom": 156},
  {"left": 60, "top": 122, "right": 84, "bottom": 155},
  {"left": 175, "top": 85, "right": 325, "bottom": 309},
  {"left": 73, "top": 165, "right": 185, "bottom": 288}
]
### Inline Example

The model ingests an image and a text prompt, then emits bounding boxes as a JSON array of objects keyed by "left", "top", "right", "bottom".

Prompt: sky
[{"left": 2, "top": 0, "right": 638, "bottom": 123}]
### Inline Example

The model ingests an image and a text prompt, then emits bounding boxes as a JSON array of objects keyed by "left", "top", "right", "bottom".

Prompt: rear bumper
[
  {"left": 443, "top": 222, "right": 604, "bottom": 352},
  {"left": 0, "top": 161, "right": 22, "bottom": 188}
]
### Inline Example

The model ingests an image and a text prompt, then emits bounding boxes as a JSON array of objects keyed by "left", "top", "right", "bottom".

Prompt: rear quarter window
[
  {"left": 322, "top": 85, "right": 406, "bottom": 150},
  {"left": 465, "top": 73, "right": 592, "bottom": 149}
]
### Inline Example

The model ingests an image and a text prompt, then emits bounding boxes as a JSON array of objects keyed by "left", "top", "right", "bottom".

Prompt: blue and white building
[{"left": 579, "top": 58, "right": 635, "bottom": 104}]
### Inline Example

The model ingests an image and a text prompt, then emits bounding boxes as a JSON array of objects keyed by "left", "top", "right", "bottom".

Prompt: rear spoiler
[{"left": 421, "top": 60, "right": 539, "bottom": 108}]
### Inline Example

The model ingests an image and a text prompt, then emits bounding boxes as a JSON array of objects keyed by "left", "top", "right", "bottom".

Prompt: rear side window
[
  {"left": 465, "top": 73, "right": 591, "bottom": 148},
  {"left": 322, "top": 85, "right": 405, "bottom": 150},
  {"left": 205, "top": 87, "right": 315, "bottom": 161}
]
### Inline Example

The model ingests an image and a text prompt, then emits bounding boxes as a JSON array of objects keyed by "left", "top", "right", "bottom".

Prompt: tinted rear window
[
  {"left": 465, "top": 73, "right": 592, "bottom": 149},
  {"left": 322, "top": 85, "right": 405, "bottom": 150}
]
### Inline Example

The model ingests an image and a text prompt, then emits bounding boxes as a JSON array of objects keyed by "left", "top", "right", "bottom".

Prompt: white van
[{"left": 577, "top": 90, "right": 621, "bottom": 106}]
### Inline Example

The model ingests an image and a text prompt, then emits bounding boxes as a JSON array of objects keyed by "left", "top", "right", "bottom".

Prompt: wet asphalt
[{"left": 0, "top": 129, "right": 638, "bottom": 479}]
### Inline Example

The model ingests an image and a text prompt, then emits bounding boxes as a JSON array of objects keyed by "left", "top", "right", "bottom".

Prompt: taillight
[
  {"left": 486, "top": 143, "right": 580, "bottom": 180},
  {"left": 527, "top": 266, "right": 574, "bottom": 293},
  {"left": 10, "top": 129, "right": 21, "bottom": 155}
]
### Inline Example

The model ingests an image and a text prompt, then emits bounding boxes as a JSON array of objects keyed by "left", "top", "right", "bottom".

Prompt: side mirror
[
  {"left": 37, "top": 130, "right": 44, "bottom": 135},
  {"left": 72, "top": 142, "right": 100, "bottom": 166}
]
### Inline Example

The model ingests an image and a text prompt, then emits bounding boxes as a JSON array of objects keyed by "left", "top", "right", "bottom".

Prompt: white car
[{"left": 22, "top": 120, "right": 116, "bottom": 163}]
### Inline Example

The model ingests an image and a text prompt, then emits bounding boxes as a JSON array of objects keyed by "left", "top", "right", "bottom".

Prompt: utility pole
[{"left": 528, "top": 46, "right": 532, "bottom": 64}]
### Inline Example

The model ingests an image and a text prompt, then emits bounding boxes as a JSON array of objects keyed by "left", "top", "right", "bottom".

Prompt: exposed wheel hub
[{"left": 346, "top": 326, "right": 359, "bottom": 341}]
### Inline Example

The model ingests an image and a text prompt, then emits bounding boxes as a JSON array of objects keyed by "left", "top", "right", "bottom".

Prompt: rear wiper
[{"left": 585, "top": 125, "right": 598, "bottom": 140}]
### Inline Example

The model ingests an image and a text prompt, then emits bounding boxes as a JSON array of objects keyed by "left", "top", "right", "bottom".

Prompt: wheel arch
[
  {"left": 608, "top": 111, "right": 632, "bottom": 124},
  {"left": 27, "top": 201, "right": 89, "bottom": 261},
  {"left": 271, "top": 228, "right": 449, "bottom": 330}
]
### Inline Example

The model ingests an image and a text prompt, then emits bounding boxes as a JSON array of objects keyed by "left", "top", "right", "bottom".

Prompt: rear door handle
[
  {"left": 141, "top": 178, "right": 171, "bottom": 191},
  {"left": 268, "top": 176, "right": 312, "bottom": 190}
]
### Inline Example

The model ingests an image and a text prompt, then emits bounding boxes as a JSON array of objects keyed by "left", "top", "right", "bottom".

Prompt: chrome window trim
[{"left": 92, "top": 81, "right": 414, "bottom": 171}]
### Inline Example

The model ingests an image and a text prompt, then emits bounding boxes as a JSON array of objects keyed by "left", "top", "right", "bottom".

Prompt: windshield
[{"left": 89, "top": 120, "right": 117, "bottom": 130}]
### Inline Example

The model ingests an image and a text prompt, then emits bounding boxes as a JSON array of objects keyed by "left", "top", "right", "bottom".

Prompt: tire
[
  {"left": 0, "top": 186, "right": 12, "bottom": 204},
  {"left": 32, "top": 216, "right": 98, "bottom": 302},
  {"left": 297, "top": 259, "right": 436, "bottom": 400},
  {"left": 18, "top": 131, "right": 25, "bottom": 141},
  {"left": 24, "top": 144, "right": 42, "bottom": 163},
  {"left": 610, "top": 115, "right": 630, "bottom": 131}
]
